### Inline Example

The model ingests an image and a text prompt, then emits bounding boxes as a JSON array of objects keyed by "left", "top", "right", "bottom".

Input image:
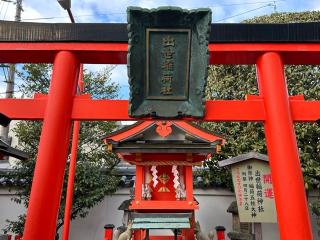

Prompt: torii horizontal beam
[
  {"left": 0, "top": 95, "right": 318, "bottom": 122},
  {"left": 1, "top": 21, "right": 320, "bottom": 43},
  {"left": 1, "top": 21, "right": 320, "bottom": 65},
  {"left": 1, "top": 42, "right": 320, "bottom": 64}
]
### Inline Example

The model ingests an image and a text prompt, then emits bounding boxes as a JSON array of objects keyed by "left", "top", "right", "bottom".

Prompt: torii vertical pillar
[
  {"left": 256, "top": 52, "right": 312, "bottom": 240},
  {"left": 23, "top": 51, "right": 79, "bottom": 240}
]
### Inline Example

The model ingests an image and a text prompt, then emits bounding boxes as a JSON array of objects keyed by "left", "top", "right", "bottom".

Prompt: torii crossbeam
[{"left": 0, "top": 22, "right": 319, "bottom": 240}]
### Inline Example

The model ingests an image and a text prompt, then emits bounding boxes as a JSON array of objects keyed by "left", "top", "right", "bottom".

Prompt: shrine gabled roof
[
  {"left": 103, "top": 121, "right": 154, "bottom": 143},
  {"left": 0, "top": 139, "right": 28, "bottom": 161},
  {"left": 218, "top": 151, "right": 268, "bottom": 167},
  {"left": 103, "top": 121, "right": 224, "bottom": 144},
  {"left": 103, "top": 121, "right": 224, "bottom": 157}
]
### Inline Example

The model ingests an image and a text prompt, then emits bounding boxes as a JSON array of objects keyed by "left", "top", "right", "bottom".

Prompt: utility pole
[{"left": 1, "top": 0, "right": 22, "bottom": 144}]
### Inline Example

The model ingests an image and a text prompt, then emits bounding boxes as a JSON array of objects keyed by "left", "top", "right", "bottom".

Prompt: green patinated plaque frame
[{"left": 127, "top": 6, "right": 212, "bottom": 118}]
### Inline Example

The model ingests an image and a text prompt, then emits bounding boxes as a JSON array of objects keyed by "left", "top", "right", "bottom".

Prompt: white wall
[
  {"left": 194, "top": 188, "right": 235, "bottom": 234},
  {"left": 0, "top": 189, "right": 26, "bottom": 232},
  {"left": 69, "top": 189, "right": 130, "bottom": 240},
  {"left": 69, "top": 188, "right": 281, "bottom": 240},
  {"left": 2, "top": 188, "right": 320, "bottom": 240},
  {"left": 68, "top": 188, "right": 237, "bottom": 240}
]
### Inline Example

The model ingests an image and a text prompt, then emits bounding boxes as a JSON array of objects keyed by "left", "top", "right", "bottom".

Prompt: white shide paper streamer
[
  {"left": 151, "top": 165, "right": 158, "bottom": 188},
  {"left": 172, "top": 165, "right": 180, "bottom": 189}
]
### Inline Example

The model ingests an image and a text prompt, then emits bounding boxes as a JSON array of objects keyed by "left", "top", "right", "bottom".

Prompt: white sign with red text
[{"left": 231, "top": 160, "right": 277, "bottom": 223}]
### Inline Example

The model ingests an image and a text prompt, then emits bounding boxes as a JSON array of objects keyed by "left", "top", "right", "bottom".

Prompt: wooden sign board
[
  {"left": 127, "top": 7, "right": 211, "bottom": 118},
  {"left": 231, "top": 160, "right": 277, "bottom": 223}
]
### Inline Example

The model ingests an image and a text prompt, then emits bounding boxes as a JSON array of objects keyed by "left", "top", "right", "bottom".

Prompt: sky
[{"left": 0, "top": 0, "right": 319, "bottom": 99}]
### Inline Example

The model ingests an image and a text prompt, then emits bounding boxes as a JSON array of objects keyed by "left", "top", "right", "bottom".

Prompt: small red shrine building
[{"left": 104, "top": 121, "right": 224, "bottom": 240}]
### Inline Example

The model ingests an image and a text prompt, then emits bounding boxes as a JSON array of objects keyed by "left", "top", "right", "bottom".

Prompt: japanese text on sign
[
  {"left": 231, "top": 160, "right": 277, "bottom": 223},
  {"left": 160, "top": 36, "right": 176, "bottom": 95}
]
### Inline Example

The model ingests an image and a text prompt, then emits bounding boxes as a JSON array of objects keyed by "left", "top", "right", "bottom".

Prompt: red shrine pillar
[
  {"left": 23, "top": 51, "right": 80, "bottom": 240},
  {"left": 256, "top": 52, "right": 312, "bottom": 239}
]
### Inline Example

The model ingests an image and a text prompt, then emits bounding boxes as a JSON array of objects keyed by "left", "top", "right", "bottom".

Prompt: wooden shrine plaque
[
  {"left": 231, "top": 160, "right": 277, "bottom": 223},
  {"left": 127, "top": 7, "right": 212, "bottom": 118}
]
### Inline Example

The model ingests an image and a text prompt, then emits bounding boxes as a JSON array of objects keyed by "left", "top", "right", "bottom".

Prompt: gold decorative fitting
[
  {"left": 135, "top": 153, "right": 142, "bottom": 161},
  {"left": 107, "top": 143, "right": 112, "bottom": 152},
  {"left": 158, "top": 186, "right": 170, "bottom": 192},
  {"left": 216, "top": 144, "right": 222, "bottom": 153},
  {"left": 159, "top": 173, "right": 170, "bottom": 184},
  {"left": 187, "top": 153, "right": 193, "bottom": 162}
]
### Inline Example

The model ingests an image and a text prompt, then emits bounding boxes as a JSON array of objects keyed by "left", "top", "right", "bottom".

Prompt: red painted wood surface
[
  {"left": 62, "top": 64, "right": 84, "bottom": 240},
  {"left": 174, "top": 121, "right": 224, "bottom": 142},
  {"left": 119, "top": 153, "right": 208, "bottom": 163},
  {"left": 135, "top": 165, "right": 144, "bottom": 202},
  {"left": 22, "top": 51, "right": 80, "bottom": 240},
  {"left": 1, "top": 42, "right": 320, "bottom": 64},
  {"left": 184, "top": 167, "right": 193, "bottom": 203},
  {"left": 0, "top": 97, "right": 318, "bottom": 122},
  {"left": 149, "top": 166, "right": 176, "bottom": 201},
  {"left": 256, "top": 52, "right": 312, "bottom": 239},
  {"left": 104, "top": 121, "right": 154, "bottom": 142}
]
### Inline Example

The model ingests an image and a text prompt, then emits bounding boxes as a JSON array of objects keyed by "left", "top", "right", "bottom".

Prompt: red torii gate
[{"left": 0, "top": 22, "right": 319, "bottom": 240}]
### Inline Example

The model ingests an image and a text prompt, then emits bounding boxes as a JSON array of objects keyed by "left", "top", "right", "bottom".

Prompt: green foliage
[
  {"left": 202, "top": 11, "right": 320, "bottom": 200},
  {"left": 243, "top": 11, "right": 320, "bottom": 23},
  {"left": 2, "top": 64, "right": 121, "bottom": 235},
  {"left": 202, "top": 65, "right": 265, "bottom": 189},
  {"left": 4, "top": 215, "right": 25, "bottom": 235}
]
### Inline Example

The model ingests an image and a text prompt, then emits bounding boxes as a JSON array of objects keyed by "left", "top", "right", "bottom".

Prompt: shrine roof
[
  {"left": 218, "top": 151, "right": 268, "bottom": 167},
  {"left": 118, "top": 199, "right": 132, "bottom": 210},
  {"left": 0, "top": 139, "right": 28, "bottom": 161},
  {"left": 103, "top": 120, "right": 224, "bottom": 144},
  {"left": 103, "top": 121, "right": 224, "bottom": 159}
]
